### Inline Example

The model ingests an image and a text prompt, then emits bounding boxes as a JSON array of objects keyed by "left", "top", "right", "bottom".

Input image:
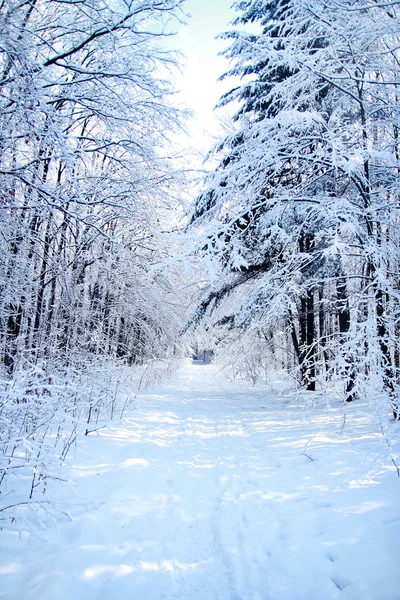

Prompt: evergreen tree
[{"left": 187, "top": 0, "right": 400, "bottom": 415}]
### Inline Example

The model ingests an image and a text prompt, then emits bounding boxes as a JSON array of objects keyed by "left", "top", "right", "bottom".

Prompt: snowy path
[{"left": 1, "top": 363, "right": 400, "bottom": 600}]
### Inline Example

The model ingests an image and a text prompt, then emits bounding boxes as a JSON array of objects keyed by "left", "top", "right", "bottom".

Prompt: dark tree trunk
[
  {"left": 298, "top": 229, "right": 316, "bottom": 391},
  {"left": 336, "top": 275, "right": 355, "bottom": 401},
  {"left": 318, "top": 286, "right": 329, "bottom": 376},
  {"left": 376, "top": 285, "right": 398, "bottom": 418},
  {"left": 299, "top": 296, "right": 307, "bottom": 385},
  {"left": 306, "top": 289, "right": 316, "bottom": 391},
  {"left": 32, "top": 217, "right": 52, "bottom": 355}
]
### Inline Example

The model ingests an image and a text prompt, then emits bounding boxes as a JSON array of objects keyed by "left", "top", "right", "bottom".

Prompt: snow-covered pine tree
[{"left": 187, "top": 0, "right": 400, "bottom": 416}]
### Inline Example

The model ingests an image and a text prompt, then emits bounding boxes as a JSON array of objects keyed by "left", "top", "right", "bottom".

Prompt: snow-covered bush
[{"left": 0, "top": 354, "right": 182, "bottom": 532}]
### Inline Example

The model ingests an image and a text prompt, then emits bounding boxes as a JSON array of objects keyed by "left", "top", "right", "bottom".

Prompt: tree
[
  {"left": 0, "top": 0, "right": 186, "bottom": 371},
  {"left": 187, "top": 0, "right": 400, "bottom": 415}
]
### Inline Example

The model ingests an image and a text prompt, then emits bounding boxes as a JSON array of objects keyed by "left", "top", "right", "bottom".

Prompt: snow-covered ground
[{"left": 1, "top": 362, "right": 399, "bottom": 600}]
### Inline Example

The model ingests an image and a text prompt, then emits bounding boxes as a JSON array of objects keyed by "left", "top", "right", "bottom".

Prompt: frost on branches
[
  {"left": 0, "top": 0, "right": 187, "bottom": 371},
  {"left": 187, "top": 0, "right": 400, "bottom": 418},
  {"left": 0, "top": 0, "right": 189, "bottom": 527}
]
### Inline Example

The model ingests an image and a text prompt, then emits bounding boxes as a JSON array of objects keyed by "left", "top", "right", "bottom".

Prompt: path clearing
[{"left": 1, "top": 363, "right": 399, "bottom": 600}]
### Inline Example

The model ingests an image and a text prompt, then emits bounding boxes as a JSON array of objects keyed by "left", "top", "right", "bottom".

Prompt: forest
[
  {"left": 0, "top": 0, "right": 399, "bottom": 591},
  {"left": 187, "top": 0, "right": 400, "bottom": 420}
]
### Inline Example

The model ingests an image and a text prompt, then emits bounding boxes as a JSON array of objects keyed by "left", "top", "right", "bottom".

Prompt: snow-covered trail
[{"left": 1, "top": 363, "right": 400, "bottom": 600}]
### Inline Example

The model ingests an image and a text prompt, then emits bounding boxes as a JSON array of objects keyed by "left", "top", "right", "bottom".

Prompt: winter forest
[{"left": 1, "top": 1, "right": 400, "bottom": 598}]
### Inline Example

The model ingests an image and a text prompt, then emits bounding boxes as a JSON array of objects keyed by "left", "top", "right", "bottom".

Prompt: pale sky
[{"left": 172, "top": 0, "right": 240, "bottom": 161}]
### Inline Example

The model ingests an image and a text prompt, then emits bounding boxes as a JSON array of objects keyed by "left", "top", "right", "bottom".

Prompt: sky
[{"left": 171, "top": 0, "right": 240, "bottom": 161}]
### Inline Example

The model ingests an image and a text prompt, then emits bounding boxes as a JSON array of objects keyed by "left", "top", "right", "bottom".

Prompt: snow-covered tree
[
  {"left": 187, "top": 0, "right": 400, "bottom": 416},
  {"left": 0, "top": 0, "right": 193, "bottom": 523},
  {"left": 0, "top": 0, "right": 187, "bottom": 371}
]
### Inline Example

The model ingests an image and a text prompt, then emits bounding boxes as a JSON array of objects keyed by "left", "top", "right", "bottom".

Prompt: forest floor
[{"left": 1, "top": 362, "right": 400, "bottom": 600}]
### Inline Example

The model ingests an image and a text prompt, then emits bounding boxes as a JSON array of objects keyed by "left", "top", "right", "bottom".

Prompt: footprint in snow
[
  {"left": 382, "top": 516, "right": 400, "bottom": 525},
  {"left": 294, "top": 496, "right": 310, "bottom": 504},
  {"left": 331, "top": 574, "right": 352, "bottom": 591},
  {"left": 312, "top": 525, "right": 325, "bottom": 538},
  {"left": 314, "top": 501, "right": 333, "bottom": 509},
  {"left": 326, "top": 552, "right": 337, "bottom": 563}
]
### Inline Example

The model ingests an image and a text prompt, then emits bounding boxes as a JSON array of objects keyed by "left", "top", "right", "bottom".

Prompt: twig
[
  {"left": 85, "top": 425, "right": 106, "bottom": 436},
  {"left": 339, "top": 414, "right": 347, "bottom": 435},
  {"left": 301, "top": 452, "right": 315, "bottom": 462},
  {"left": 0, "top": 500, "right": 52, "bottom": 512},
  {"left": 111, "top": 381, "right": 119, "bottom": 420},
  {"left": 120, "top": 394, "right": 135, "bottom": 420}
]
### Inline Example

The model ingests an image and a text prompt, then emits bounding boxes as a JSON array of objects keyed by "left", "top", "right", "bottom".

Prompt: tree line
[
  {"left": 186, "top": 0, "right": 400, "bottom": 417},
  {"left": 0, "top": 0, "right": 186, "bottom": 375},
  {"left": 0, "top": 0, "right": 192, "bottom": 524}
]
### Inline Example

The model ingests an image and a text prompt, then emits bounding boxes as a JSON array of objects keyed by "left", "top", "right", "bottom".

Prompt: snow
[{"left": 1, "top": 362, "right": 399, "bottom": 600}]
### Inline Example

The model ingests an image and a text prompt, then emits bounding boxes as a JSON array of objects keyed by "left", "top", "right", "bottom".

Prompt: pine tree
[{"left": 187, "top": 0, "right": 400, "bottom": 415}]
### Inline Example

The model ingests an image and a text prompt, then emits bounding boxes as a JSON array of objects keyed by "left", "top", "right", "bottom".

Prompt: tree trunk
[
  {"left": 336, "top": 275, "right": 355, "bottom": 401},
  {"left": 306, "top": 289, "right": 316, "bottom": 391}
]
